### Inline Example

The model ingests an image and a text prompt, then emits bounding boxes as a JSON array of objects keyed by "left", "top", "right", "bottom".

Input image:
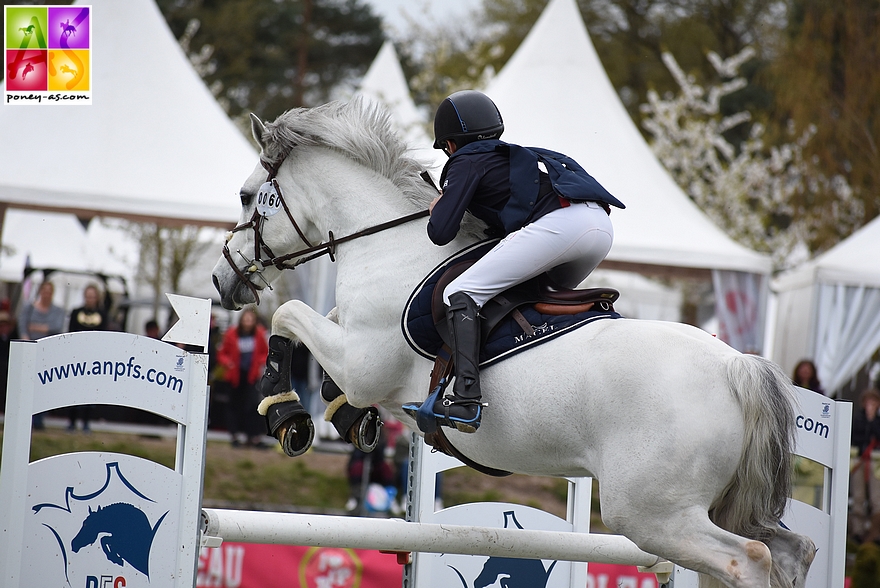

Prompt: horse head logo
[
  {"left": 447, "top": 511, "right": 559, "bottom": 588},
  {"left": 70, "top": 502, "right": 167, "bottom": 578}
]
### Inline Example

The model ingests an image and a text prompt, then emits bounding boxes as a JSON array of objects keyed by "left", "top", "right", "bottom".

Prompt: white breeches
[{"left": 443, "top": 201, "right": 614, "bottom": 307}]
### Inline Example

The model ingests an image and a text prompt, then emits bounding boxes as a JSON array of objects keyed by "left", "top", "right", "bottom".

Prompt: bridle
[{"left": 221, "top": 158, "right": 430, "bottom": 304}]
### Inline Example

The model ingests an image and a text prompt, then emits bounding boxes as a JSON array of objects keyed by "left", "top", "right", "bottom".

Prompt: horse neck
[{"left": 281, "top": 148, "right": 419, "bottom": 242}]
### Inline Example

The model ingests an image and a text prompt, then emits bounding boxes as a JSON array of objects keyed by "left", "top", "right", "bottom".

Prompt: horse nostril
[{"left": 212, "top": 274, "right": 221, "bottom": 294}]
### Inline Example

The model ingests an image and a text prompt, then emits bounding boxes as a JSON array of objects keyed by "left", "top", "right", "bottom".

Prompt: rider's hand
[{"left": 429, "top": 193, "right": 442, "bottom": 214}]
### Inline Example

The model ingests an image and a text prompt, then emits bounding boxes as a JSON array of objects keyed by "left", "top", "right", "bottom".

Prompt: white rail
[{"left": 200, "top": 508, "right": 662, "bottom": 567}]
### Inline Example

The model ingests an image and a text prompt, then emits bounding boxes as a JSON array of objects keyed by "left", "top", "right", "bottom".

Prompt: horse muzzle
[{"left": 213, "top": 270, "right": 260, "bottom": 310}]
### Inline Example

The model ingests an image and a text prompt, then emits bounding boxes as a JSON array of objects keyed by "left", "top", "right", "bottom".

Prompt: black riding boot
[{"left": 404, "top": 292, "right": 484, "bottom": 433}]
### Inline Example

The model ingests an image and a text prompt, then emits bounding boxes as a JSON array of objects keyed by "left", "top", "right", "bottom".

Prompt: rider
[{"left": 404, "top": 90, "right": 624, "bottom": 434}]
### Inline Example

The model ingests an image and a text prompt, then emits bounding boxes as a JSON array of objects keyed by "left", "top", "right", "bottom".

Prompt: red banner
[{"left": 197, "top": 543, "right": 663, "bottom": 588}]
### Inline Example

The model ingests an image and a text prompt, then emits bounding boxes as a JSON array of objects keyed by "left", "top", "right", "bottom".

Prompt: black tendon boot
[
  {"left": 258, "top": 335, "right": 314, "bottom": 457},
  {"left": 404, "top": 292, "right": 485, "bottom": 433},
  {"left": 321, "top": 372, "right": 382, "bottom": 453}
]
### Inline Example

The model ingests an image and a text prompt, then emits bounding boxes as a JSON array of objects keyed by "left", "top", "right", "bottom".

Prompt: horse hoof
[
  {"left": 348, "top": 407, "right": 382, "bottom": 452},
  {"left": 276, "top": 413, "right": 315, "bottom": 457}
]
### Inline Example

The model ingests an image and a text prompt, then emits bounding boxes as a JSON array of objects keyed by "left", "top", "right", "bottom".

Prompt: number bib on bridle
[{"left": 256, "top": 181, "right": 282, "bottom": 217}]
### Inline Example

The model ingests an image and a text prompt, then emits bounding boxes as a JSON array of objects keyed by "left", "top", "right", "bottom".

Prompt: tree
[
  {"left": 640, "top": 47, "right": 860, "bottom": 268},
  {"left": 397, "top": 0, "right": 784, "bottom": 128},
  {"left": 116, "top": 221, "right": 216, "bottom": 318},
  {"left": 156, "top": 0, "right": 385, "bottom": 124},
  {"left": 762, "top": 0, "right": 880, "bottom": 251}
]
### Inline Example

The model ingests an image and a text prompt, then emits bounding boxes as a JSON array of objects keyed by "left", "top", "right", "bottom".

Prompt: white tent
[
  {"left": 0, "top": 0, "right": 255, "bottom": 229},
  {"left": 769, "top": 214, "right": 880, "bottom": 396},
  {"left": 484, "top": 0, "right": 771, "bottom": 277}
]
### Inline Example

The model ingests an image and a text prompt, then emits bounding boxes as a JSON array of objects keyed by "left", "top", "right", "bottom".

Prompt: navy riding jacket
[{"left": 427, "top": 140, "right": 623, "bottom": 246}]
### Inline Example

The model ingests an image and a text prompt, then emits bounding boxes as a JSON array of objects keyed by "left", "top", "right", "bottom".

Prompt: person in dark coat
[
  {"left": 850, "top": 388, "right": 880, "bottom": 543},
  {"left": 66, "top": 284, "right": 108, "bottom": 432}
]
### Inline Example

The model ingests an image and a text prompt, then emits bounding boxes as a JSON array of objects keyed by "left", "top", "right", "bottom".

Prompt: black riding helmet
[{"left": 433, "top": 90, "right": 504, "bottom": 150}]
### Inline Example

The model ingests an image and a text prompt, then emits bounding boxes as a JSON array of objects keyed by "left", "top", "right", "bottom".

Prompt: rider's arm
[{"left": 427, "top": 158, "right": 480, "bottom": 246}]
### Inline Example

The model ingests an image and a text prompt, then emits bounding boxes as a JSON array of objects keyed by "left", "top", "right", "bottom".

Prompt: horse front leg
[{"left": 258, "top": 300, "right": 380, "bottom": 455}]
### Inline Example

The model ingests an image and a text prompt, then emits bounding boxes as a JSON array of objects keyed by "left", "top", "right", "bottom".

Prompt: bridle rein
[{"left": 221, "top": 158, "right": 431, "bottom": 304}]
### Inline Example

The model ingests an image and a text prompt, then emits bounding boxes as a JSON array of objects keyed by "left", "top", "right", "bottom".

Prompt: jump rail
[{"left": 200, "top": 508, "right": 662, "bottom": 567}]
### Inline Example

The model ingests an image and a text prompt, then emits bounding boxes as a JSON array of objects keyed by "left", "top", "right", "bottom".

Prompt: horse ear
[
  {"left": 250, "top": 113, "right": 268, "bottom": 151},
  {"left": 88, "top": 505, "right": 93, "bottom": 514}
]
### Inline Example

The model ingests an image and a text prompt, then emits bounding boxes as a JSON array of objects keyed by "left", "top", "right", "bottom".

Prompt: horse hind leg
[
  {"left": 604, "top": 504, "right": 773, "bottom": 588},
  {"left": 764, "top": 527, "right": 816, "bottom": 588}
]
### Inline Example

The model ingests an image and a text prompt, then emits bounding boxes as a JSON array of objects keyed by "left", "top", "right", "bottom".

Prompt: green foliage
[
  {"left": 156, "top": 0, "right": 385, "bottom": 123},
  {"left": 762, "top": 0, "right": 880, "bottom": 253},
  {"left": 852, "top": 542, "right": 880, "bottom": 588}
]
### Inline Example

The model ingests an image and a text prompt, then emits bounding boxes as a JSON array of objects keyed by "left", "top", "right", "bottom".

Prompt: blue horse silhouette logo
[
  {"left": 71, "top": 502, "right": 167, "bottom": 577},
  {"left": 31, "top": 462, "right": 169, "bottom": 584},
  {"left": 448, "top": 510, "right": 559, "bottom": 588}
]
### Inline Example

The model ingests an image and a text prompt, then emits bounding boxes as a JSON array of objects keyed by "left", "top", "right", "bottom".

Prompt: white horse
[{"left": 212, "top": 98, "right": 815, "bottom": 588}]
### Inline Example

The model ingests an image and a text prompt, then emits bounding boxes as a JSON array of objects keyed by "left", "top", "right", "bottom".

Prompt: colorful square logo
[{"left": 4, "top": 5, "right": 91, "bottom": 105}]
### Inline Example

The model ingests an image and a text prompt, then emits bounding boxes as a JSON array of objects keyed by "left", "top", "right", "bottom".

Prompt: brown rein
[{"left": 222, "top": 159, "right": 430, "bottom": 304}]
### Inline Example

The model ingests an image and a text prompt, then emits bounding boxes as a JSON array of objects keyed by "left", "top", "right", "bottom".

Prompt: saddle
[{"left": 430, "top": 260, "right": 620, "bottom": 348}]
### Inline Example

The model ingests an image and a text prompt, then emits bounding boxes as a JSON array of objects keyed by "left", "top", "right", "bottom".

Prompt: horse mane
[
  {"left": 259, "top": 98, "right": 430, "bottom": 208},
  {"left": 259, "top": 97, "right": 487, "bottom": 240}
]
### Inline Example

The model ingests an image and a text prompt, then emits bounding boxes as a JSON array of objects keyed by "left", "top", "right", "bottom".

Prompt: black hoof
[
  {"left": 348, "top": 407, "right": 382, "bottom": 452},
  {"left": 277, "top": 412, "right": 315, "bottom": 457},
  {"left": 265, "top": 399, "right": 314, "bottom": 457}
]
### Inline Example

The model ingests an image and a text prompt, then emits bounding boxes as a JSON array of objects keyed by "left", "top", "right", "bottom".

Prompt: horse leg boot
[
  {"left": 404, "top": 292, "right": 485, "bottom": 433},
  {"left": 255, "top": 335, "right": 315, "bottom": 457},
  {"left": 321, "top": 372, "right": 382, "bottom": 453}
]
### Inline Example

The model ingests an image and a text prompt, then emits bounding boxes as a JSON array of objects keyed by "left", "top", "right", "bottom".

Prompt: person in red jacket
[{"left": 217, "top": 308, "right": 269, "bottom": 448}]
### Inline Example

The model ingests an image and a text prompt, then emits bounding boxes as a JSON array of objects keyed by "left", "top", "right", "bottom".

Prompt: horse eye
[{"left": 240, "top": 190, "right": 252, "bottom": 206}]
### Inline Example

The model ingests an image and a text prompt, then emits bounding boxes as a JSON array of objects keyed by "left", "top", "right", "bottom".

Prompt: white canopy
[
  {"left": 769, "top": 214, "right": 880, "bottom": 395},
  {"left": 484, "top": 0, "right": 772, "bottom": 276},
  {"left": 357, "top": 40, "right": 446, "bottom": 181},
  {"left": 0, "top": 0, "right": 256, "bottom": 228}
]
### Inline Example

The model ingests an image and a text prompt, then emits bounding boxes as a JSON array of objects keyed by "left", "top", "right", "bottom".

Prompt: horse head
[
  {"left": 70, "top": 505, "right": 103, "bottom": 553},
  {"left": 212, "top": 99, "right": 437, "bottom": 310}
]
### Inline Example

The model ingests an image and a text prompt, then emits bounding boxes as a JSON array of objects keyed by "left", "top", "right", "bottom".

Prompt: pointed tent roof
[
  {"left": 485, "top": 0, "right": 771, "bottom": 275},
  {"left": 357, "top": 40, "right": 445, "bottom": 179},
  {"left": 0, "top": 0, "right": 255, "bottom": 227},
  {"left": 774, "top": 214, "right": 880, "bottom": 290}
]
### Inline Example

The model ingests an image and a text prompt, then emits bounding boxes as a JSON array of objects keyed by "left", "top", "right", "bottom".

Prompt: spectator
[
  {"left": 65, "top": 284, "right": 108, "bottom": 433},
  {"left": 216, "top": 308, "right": 269, "bottom": 448},
  {"left": 345, "top": 427, "right": 396, "bottom": 514},
  {"left": 850, "top": 387, "right": 880, "bottom": 544},
  {"left": 792, "top": 359, "right": 825, "bottom": 395},
  {"left": 18, "top": 281, "right": 64, "bottom": 340},
  {"left": 144, "top": 319, "right": 161, "bottom": 339},
  {"left": 18, "top": 281, "right": 64, "bottom": 430}
]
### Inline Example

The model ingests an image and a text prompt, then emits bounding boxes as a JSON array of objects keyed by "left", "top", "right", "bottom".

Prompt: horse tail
[{"left": 711, "top": 353, "right": 796, "bottom": 543}]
